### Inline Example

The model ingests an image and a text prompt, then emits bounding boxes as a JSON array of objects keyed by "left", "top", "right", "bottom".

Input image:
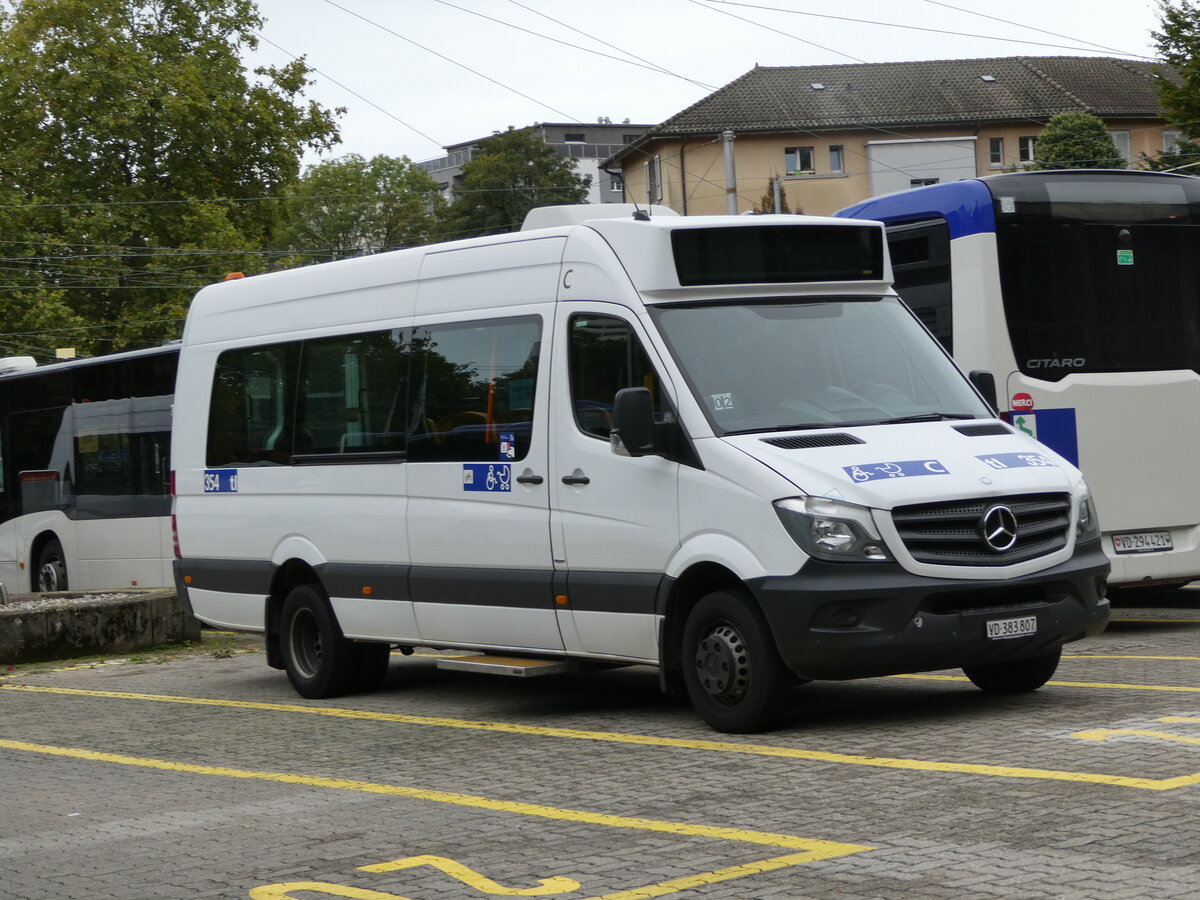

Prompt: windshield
[{"left": 651, "top": 297, "right": 989, "bottom": 435}]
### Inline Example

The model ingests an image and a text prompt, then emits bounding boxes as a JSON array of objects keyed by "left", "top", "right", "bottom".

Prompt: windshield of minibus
[
  {"left": 650, "top": 297, "right": 990, "bottom": 435},
  {"left": 989, "top": 171, "right": 1200, "bottom": 380}
]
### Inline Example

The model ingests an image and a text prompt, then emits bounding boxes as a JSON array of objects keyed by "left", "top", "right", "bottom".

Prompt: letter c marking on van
[{"left": 563, "top": 268, "right": 574, "bottom": 290}]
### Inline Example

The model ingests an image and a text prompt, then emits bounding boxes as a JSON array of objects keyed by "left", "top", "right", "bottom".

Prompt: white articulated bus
[
  {"left": 0, "top": 345, "right": 176, "bottom": 593},
  {"left": 171, "top": 205, "right": 1108, "bottom": 732},
  {"left": 838, "top": 169, "right": 1200, "bottom": 590}
]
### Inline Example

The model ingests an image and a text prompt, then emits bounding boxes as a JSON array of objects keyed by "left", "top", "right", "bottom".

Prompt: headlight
[
  {"left": 774, "top": 496, "right": 892, "bottom": 562},
  {"left": 1076, "top": 488, "right": 1101, "bottom": 543}
]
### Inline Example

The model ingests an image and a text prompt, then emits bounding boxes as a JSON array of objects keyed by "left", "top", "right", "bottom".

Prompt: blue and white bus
[
  {"left": 839, "top": 169, "right": 1200, "bottom": 590},
  {"left": 0, "top": 345, "right": 177, "bottom": 592}
]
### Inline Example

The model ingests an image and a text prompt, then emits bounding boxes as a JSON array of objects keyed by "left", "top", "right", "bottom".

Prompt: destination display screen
[{"left": 671, "top": 224, "right": 884, "bottom": 286}]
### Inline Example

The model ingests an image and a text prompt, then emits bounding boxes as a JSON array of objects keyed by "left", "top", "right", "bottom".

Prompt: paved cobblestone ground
[{"left": 3, "top": 591, "right": 1200, "bottom": 899}]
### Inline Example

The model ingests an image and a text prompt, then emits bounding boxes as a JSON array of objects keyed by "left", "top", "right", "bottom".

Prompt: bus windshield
[
  {"left": 990, "top": 171, "right": 1200, "bottom": 379},
  {"left": 650, "top": 297, "right": 989, "bottom": 435}
]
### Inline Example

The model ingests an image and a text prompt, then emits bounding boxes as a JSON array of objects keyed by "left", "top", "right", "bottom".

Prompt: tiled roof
[{"left": 610, "top": 56, "right": 1171, "bottom": 161}]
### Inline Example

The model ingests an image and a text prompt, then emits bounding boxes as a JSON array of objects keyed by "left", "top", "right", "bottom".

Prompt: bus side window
[
  {"left": 407, "top": 316, "right": 542, "bottom": 463},
  {"left": 296, "top": 329, "right": 410, "bottom": 456},
  {"left": 568, "top": 314, "right": 665, "bottom": 439},
  {"left": 886, "top": 219, "right": 953, "bottom": 353},
  {"left": 207, "top": 344, "right": 298, "bottom": 467}
]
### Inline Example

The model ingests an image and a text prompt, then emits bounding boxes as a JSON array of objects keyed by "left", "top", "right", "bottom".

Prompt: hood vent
[
  {"left": 954, "top": 423, "right": 1012, "bottom": 437},
  {"left": 762, "top": 433, "right": 865, "bottom": 449}
]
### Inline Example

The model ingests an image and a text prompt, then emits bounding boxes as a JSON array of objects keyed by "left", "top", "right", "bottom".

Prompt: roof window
[{"left": 979, "top": 75, "right": 996, "bottom": 82}]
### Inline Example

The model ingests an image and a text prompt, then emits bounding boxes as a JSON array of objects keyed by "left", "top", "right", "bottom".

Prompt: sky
[{"left": 245, "top": 0, "right": 1167, "bottom": 167}]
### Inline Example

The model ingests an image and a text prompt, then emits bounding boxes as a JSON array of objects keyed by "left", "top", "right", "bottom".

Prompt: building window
[
  {"left": 989, "top": 137, "right": 1004, "bottom": 166},
  {"left": 609, "top": 173, "right": 624, "bottom": 193},
  {"left": 909, "top": 178, "right": 939, "bottom": 187},
  {"left": 1164, "top": 128, "right": 1184, "bottom": 153},
  {"left": 1019, "top": 136, "right": 1037, "bottom": 163},
  {"left": 1109, "top": 130, "right": 1131, "bottom": 165},
  {"left": 829, "top": 145, "right": 844, "bottom": 173},
  {"left": 563, "top": 133, "right": 586, "bottom": 143},
  {"left": 645, "top": 156, "right": 663, "bottom": 203},
  {"left": 784, "top": 146, "right": 815, "bottom": 175},
  {"left": 623, "top": 134, "right": 640, "bottom": 144}
]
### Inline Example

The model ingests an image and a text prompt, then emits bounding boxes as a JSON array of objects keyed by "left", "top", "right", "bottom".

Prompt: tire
[
  {"left": 36, "top": 538, "right": 68, "bottom": 593},
  {"left": 681, "top": 588, "right": 792, "bottom": 733},
  {"left": 962, "top": 648, "right": 1062, "bottom": 693},
  {"left": 279, "top": 584, "right": 364, "bottom": 698}
]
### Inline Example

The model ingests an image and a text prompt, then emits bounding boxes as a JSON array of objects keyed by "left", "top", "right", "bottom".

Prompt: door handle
[
  {"left": 561, "top": 471, "right": 590, "bottom": 486},
  {"left": 516, "top": 472, "right": 544, "bottom": 485}
]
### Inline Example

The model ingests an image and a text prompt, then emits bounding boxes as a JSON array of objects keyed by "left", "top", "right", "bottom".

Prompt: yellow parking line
[
  {"left": 894, "top": 674, "right": 1200, "bottom": 693},
  {"left": 1073, "top": 729, "right": 1200, "bottom": 747},
  {"left": 0, "top": 737, "right": 869, "bottom": 900},
  {"left": 3, "top": 684, "right": 1196, "bottom": 791},
  {"left": 1063, "top": 655, "right": 1200, "bottom": 661}
]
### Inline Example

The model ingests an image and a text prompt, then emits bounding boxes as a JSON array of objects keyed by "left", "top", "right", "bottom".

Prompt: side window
[
  {"left": 568, "top": 313, "right": 665, "bottom": 439},
  {"left": 296, "top": 330, "right": 409, "bottom": 456},
  {"left": 408, "top": 315, "right": 541, "bottom": 463},
  {"left": 886, "top": 219, "right": 953, "bottom": 353},
  {"left": 207, "top": 343, "right": 299, "bottom": 466}
]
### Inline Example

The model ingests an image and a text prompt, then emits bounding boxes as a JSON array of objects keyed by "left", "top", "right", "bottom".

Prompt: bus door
[
  {"left": 549, "top": 305, "right": 680, "bottom": 662},
  {"left": 405, "top": 314, "right": 561, "bottom": 651}
]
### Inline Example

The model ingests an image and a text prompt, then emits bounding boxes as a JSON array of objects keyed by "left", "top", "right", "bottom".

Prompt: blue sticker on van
[
  {"left": 844, "top": 460, "right": 949, "bottom": 482},
  {"left": 463, "top": 463, "right": 511, "bottom": 492},
  {"left": 499, "top": 433, "right": 516, "bottom": 460},
  {"left": 203, "top": 469, "right": 238, "bottom": 493},
  {"left": 977, "top": 452, "right": 1057, "bottom": 470}
]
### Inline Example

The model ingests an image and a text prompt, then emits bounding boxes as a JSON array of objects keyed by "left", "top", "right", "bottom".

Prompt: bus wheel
[
  {"left": 963, "top": 648, "right": 1062, "bottom": 693},
  {"left": 279, "top": 584, "right": 359, "bottom": 698},
  {"left": 681, "top": 588, "right": 791, "bottom": 733},
  {"left": 36, "top": 539, "right": 68, "bottom": 593}
]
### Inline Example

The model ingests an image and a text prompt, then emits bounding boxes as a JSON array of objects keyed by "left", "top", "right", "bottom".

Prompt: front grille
[
  {"left": 891, "top": 493, "right": 1071, "bottom": 566},
  {"left": 761, "top": 433, "right": 864, "bottom": 449}
]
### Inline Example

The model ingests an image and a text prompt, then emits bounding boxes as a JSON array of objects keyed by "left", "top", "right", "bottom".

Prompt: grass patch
[{"left": 2, "top": 630, "right": 264, "bottom": 677}]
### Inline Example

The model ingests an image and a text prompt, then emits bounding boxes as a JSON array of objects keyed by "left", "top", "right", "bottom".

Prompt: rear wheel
[
  {"left": 963, "top": 648, "right": 1062, "bottom": 693},
  {"left": 36, "top": 539, "right": 68, "bottom": 593},
  {"left": 280, "top": 584, "right": 388, "bottom": 698},
  {"left": 681, "top": 588, "right": 792, "bottom": 733}
]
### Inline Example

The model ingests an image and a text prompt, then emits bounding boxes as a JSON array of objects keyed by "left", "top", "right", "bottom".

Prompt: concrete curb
[{"left": 0, "top": 588, "right": 202, "bottom": 665}]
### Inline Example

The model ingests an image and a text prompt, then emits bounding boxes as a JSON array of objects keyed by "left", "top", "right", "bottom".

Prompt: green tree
[
  {"left": 1029, "top": 112, "right": 1126, "bottom": 169},
  {"left": 271, "top": 154, "right": 446, "bottom": 264},
  {"left": 444, "top": 127, "right": 592, "bottom": 239},
  {"left": 0, "top": 0, "right": 341, "bottom": 356},
  {"left": 1153, "top": 1, "right": 1200, "bottom": 169}
]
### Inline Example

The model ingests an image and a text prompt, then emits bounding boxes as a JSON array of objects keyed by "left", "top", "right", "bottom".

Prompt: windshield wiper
[
  {"left": 725, "top": 422, "right": 845, "bottom": 435},
  {"left": 876, "top": 413, "right": 978, "bottom": 425}
]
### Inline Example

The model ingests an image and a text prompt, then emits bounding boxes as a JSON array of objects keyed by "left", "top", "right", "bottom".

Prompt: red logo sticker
[{"left": 1011, "top": 392, "right": 1034, "bottom": 411}]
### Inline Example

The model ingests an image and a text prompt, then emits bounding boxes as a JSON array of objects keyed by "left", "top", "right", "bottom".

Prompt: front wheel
[
  {"left": 280, "top": 584, "right": 388, "bottom": 698},
  {"left": 963, "top": 648, "right": 1062, "bottom": 693},
  {"left": 36, "top": 538, "right": 68, "bottom": 593},
  {"left": 681, "top": 588, "right": 793, "bottom": 733}
]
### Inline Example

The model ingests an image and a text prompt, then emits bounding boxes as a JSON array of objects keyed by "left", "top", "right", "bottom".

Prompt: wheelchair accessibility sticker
[
  {"left": 844, "top": 460, "right": 949, "bottom": 482},
  {"left": 464, "top": 463, "right": 511, "bottom": 492}
]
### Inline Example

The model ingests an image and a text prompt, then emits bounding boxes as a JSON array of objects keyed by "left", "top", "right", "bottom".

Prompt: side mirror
[
  {"left": 968, "top": 370, "right": 998, "bottom": 415},
  {"left": 611, "top": 387, "right": 657, "bottom": 457}
]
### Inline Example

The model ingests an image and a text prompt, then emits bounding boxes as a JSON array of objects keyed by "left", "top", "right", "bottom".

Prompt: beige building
[{"left": 605, "top": 57, "right": 1180, "bottom": 217}]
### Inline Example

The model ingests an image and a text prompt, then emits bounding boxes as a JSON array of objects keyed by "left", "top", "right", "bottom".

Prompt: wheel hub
[{"left": 695, "top": 623, "right": 749, "bottom": 702}]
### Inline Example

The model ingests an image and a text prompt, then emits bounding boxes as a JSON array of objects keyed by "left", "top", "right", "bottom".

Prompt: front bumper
[{"left": 748, "top": 541, "right": 1110, "bottom": 680}]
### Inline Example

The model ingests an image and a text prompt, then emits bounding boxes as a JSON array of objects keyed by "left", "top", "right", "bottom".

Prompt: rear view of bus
[{"left": 840, "top": 170, "right": 1200, "bottom": 590}]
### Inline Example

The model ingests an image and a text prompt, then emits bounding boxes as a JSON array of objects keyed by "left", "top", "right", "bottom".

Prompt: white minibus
[{"left": 171, "top": 205, "right": 1109, "bottom": 732}]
